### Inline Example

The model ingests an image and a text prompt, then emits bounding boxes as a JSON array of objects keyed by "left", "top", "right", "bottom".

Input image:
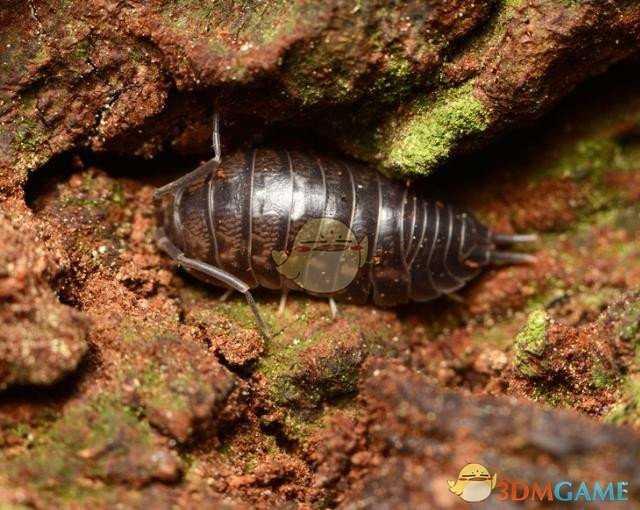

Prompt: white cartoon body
[
  {"left": 448, "top": 463, "right": 497, "bottom": 503},
  {"left": 272, "top": 218, "right": 368, "bottom": 294}
]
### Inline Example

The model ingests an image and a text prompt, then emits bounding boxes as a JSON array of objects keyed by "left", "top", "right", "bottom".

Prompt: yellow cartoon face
[
  {"left": 272, "top": 218, "right": 368, "bottom": 294},
  {"left": 447, "top": 463, "right": 497, "bottom": 503}
]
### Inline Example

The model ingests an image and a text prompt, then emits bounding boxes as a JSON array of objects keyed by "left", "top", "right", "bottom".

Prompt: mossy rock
[
  {"left": 0, "top": 395, "right": 182, "bottom": 504},
  {"left": 514, "top": 310, "right": 549, "bottom": 377},
  {"left": 258, "top": 319, "right": 367, "bottom": 410},
  {"left": 381, "top": 81, "right": 490, "bottom": 174}
]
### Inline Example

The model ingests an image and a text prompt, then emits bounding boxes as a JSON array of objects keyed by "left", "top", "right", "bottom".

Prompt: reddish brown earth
[{"left": 2, "top": 1, "right": 640, "bottom": 508}]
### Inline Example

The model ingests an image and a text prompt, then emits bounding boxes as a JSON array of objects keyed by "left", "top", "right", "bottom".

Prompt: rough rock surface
[
  {"left": 2, "top": 1, "right": 640, "bottom": 509},
  {"left": 340, "top": 359, "right": 640, "bottom": 509},
  {"left": 121, "top": 334, "right": 237, "bottom": 442},
  {"left": 0, "top": 210, "right": 89, "bottom": 390},
  {"left": 2, "top": 0, "right": 640, "bottom": 190}
]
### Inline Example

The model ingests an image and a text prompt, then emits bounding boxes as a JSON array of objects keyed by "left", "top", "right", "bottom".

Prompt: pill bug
[{"left": 154, "top": 114, "right": 536, "bottom": 337}]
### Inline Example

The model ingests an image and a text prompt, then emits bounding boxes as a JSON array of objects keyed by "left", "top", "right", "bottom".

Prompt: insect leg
[
  {"left": 219, "top": 289, "right": 234, "bottom": 302},
  {"left": 156, "top": 230, "right": 270, "bottom": 338},
  {"left": 444, "top": 292, "right": 465, "bottom": 304},
  {"left": 154, "top": 111, "right": 222, "bottom": 200},
  {"left": 278, "top": 289, "right": 288, "bottom": 315},
  {"left": 212, "top": 110, "right": 221, "bottom": 163},
  {"left": 489, "top": 251, "right": 537, "bottom": 264},
  {"left": 329, "top": 297, "right": 339, "bottom": 319},
  {"left": 491, "top": 232, "right": 538, "bottom": 244},
  {"left": 154, "top": 158, "right": 219, "bottom": 199}
]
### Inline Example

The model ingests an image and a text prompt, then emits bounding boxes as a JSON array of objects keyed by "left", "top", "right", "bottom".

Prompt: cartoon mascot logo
[
  {"left": 448, "top": 463, "right": 497, "bottom": 503},
  {"left": 272, "top": 218, "right": 368, "bottom": 294}
]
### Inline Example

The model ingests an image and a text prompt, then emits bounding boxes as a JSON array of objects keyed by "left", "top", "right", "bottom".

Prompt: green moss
[
  {"left": 70, "top": 39, "right": 91, "bottom": 65},
  {"left": 118, "top": 318, "right": 177, "bottom": 344},
  {"left": 258, "top": 334, "right": 323, "bottom": 406},
  {"left": 578, "top": 288, "right": 620, "bottom": 313},
  {"left": 605, "top": 376, "right": 640, "bottom": 425},
  {"left": 514, "top": 310, "right": 549, "bottom": 377},
  {"left": 236, "top": 0, "right": 301, "bottom": 45},
  {"left": 217, "top": 299, "right": 271, "bottom": 329},
  {"left": 516, "top": 310, "right": 548, "bottom": 355},
  {"left": 160, "top": 2, "right": 229, "bottom": 56},
  {"left": 159, "top": 0, "right": 302, "bottom": 83},
  {"left": 0, "top": 502, "right": 32, "bottom": 510},
  {"left": 546, "top": 138, "right": 621, "bottom": 181},
  {"left": 531, "top": 385, "right": 576, "bottom": 408},
  {"left": 366, "top": 55, "right": 415, "bottom": 104},
  {"left": 502, "top": 0, "right": 524, "bottom": 8},
  {"left": 133, "top": 364, "right": 191, "bottom": 416},
  {"left": 590, "top": 363, "right": 617, "bottom": 390},
  {"left": 283, "top": 47, "right": 354, "bottom": 106},
  {"left": 617, "top": 301, "right": 640, "bottom": 346},
  {"left": 258, "top": 319, "right": 364, "bottom": 411},
  {"left": 382, "top": 81, "right": 489, "bottom": 174},
  {"left": 0, "top": 395, "right": 153, "bottom": 502},
  {"left": 12, "top": 116, "right": 45, "bottom": 155}
]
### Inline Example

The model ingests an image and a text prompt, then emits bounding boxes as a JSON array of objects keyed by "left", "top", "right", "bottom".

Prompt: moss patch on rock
[
  {"left": 514, "top": 310, "right": 549, "bottom": 377},
  {"left": 119, "top": 334, "right": 237, "bottom": 443},
  {"left": 381, "top": 82, "right": 489, "bottom": 174},
  {"left": 0, "top": 395, "right": 182, "bottom": 504},
  {"left": 258, "top": 320, "right": 365, "bottom": 409},
  {"left": 606, "top": 376, "right": 640, "bottom": 427}
]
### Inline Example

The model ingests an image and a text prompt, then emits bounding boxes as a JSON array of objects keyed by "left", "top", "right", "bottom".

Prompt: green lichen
[
  {"left": 514, "top": 310, "right": 549, "bottom": 377},
  {"left": 382, "top": 81, "right": 489, "bottom": 175}
]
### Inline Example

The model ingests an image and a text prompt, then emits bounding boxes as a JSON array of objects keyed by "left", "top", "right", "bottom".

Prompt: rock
[
  {"left": 340, "top": 359, "right": 640, "bottom": 508},
  {"left": 2, "top": 0, "right": 640, "bottom": 190},
  {"left": 0, "top": 211, "right": 89, "bottom": 390},
  {"left": 182, "top": 291, "right": 266, "bottom": 367},
  {"left": 257, "top": 318, "right": 367, "bottom": 410},
  {"left": 2, "top": 3, "right": 640, "bottom": 508},
  {"left": 121, "top": 335, "right": 237, "bottom": 442},
  {"left": 361, "top": 0, "right": 640, "bottom": 174},
  {"left": 509, "top": 293, "right": 640, "bottom": 415},
  {"left": 0, "top": 395, "right": 183, "bottom": 497},
  {"left": 598, "top": 292, "right": 640, "bottom": 426},
  {"left": 0, "top": 296, "right": 89, "bottom": 390},
  {"left": 305, "top": 413, "right": 366, "bottom": 495}
]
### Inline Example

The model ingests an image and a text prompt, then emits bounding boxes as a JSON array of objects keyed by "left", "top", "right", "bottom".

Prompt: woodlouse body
[
  {"left": 154, "top": 114, "right": 535, "bottom": 336},
  {"left": 157, "top": 148, "right": 525, "bottom": 308}
]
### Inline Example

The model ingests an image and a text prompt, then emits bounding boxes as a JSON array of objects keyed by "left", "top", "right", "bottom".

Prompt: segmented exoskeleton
[{"left": 154, "top": 115, "right": 536, "bottom": 337}]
